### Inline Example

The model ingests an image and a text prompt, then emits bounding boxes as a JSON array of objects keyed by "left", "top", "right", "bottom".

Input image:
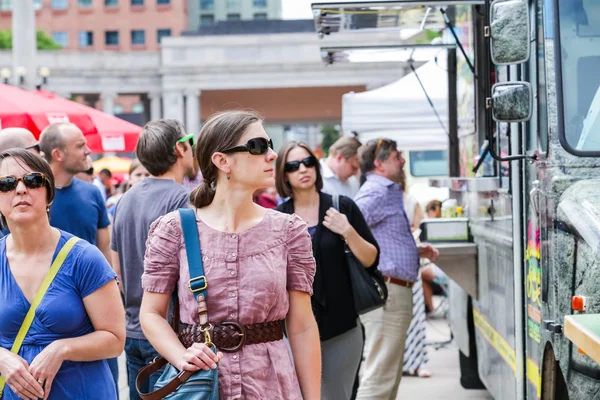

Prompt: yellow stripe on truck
[{"left": 473, "top": 309, "right": 541, "bottom": 398}]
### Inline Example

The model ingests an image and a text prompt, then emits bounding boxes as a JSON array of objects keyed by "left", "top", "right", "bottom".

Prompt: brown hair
[
  {"left": 275, "top": 141, "right": 323, "bottom": 199},
  {"left": 190, "top": 110, "right": 262, "bottom": 208},
  {"left": 136, "top": 119, "right": 188, "bottom": 176},
  {"left": 426, "top": 200, "right": 443, "bottom": 213},
  {"left": 329, "top": 136, "right": 362, "bottom": 159},
  {"left": 0, "top": 148, "right": 56, "bottom": 227},
  {"left": 358, "top": 138, "right": 398, "bottom": 175}
]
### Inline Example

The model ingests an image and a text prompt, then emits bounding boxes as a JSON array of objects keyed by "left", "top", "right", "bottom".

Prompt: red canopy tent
[
  {"left": 0, "top": 83, "right": 97, "bottom": 137},
  {"left": 35, "top": 90, "right": 142, "bottom": 153}
]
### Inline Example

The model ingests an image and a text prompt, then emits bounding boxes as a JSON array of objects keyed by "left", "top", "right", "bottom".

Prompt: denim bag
[{"left": 136, "top": 209, "right": 219, "bottom": 400}]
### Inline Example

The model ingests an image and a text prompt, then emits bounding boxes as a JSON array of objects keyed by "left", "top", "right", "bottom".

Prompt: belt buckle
[{"left": 220, "top": 321, "right": 247, "bottom": 352}]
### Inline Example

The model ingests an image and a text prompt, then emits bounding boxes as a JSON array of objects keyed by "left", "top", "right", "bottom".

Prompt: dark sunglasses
[
  {"left": 222, "top": 137, "right": 274, "bottom": 155},
  {"left": 0, "top": 172, "right": 47, "bottom": 193},
  {"left": 25, "top": 143, "right": 41, "bottom": 153},
  {"left": 284, "top": 156, "right": 318, "bottom": 173}
]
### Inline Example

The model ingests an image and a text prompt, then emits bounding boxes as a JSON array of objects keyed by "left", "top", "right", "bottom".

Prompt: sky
[{"left": 281, "top": 0, "right": 315, "bottom": 20}]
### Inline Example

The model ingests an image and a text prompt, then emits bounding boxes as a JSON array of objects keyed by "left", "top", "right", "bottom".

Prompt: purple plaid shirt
[{"left": 354, "top": 174, "right": 420, "bottom": 282}]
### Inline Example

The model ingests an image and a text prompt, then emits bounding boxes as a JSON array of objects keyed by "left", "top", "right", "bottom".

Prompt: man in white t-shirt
[{"left": 321, "top": 136, "right": 362, "bottom": 198}]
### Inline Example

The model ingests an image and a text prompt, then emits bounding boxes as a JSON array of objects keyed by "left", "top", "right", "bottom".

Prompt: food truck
[{"left": 312, "top": 1, "right": 600, "bottom": 399}]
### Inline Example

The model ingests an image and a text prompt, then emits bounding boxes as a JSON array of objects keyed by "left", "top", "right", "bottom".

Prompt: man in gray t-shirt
[{"left": 111, "top": 119, "right": 197, "bottom": 400}]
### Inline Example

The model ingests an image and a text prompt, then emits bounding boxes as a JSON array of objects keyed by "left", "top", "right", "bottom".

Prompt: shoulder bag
[
  {"left": 136, "top": 208, "right": 219, "bottom": 400},
  {"left": 332, "top": 195, "right": 388, "bottom": 314},
  {"left": 0, "top": 237, "right": 80, "bottom": 399}
]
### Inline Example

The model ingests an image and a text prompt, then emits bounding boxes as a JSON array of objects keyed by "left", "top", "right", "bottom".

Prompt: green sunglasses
[{"left": 173, "top": 134, "right": 195, "bottom": 149}]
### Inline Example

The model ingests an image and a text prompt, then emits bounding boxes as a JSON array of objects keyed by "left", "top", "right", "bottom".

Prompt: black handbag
[{"left": 332, "top": 195, "right": 388, "bottom": 314}]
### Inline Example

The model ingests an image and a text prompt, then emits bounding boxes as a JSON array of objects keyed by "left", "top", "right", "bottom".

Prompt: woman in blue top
[{"left": 0, "top": 149, "right": 125, "bottom": 400}]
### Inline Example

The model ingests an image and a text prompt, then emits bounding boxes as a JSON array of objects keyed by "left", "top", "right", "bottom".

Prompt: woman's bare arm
[
  {"left": 287, "top": 290, "right": 321, "bottom": 400},
  {"left": 140, "top": 291, "right": 221, "bottom": 372}
]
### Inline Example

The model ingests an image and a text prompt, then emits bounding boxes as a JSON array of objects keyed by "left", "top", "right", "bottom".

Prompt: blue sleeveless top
[{"left": 0, "top": 231, "right": 117, "bottom": 399}]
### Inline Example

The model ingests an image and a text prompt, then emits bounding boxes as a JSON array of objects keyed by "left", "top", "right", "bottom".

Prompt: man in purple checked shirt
[{"left": 354, "top": 138, "right": 439, "bottom": 400}]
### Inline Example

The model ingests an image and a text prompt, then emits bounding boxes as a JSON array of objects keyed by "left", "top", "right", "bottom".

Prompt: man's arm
[
  {"left": 97, "top": 227, "right": 112, "bottom": 268},
  {"left": 111, "top": 249, "right": 124, "bottom": 294}
]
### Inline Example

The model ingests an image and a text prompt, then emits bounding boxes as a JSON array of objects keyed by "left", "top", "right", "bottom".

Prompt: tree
[
  {"left": 320, "top": 125, "right": 340, "bottom": 157},
  {"left": 0, "top": 29, "right": 61, "bottom": 50}
]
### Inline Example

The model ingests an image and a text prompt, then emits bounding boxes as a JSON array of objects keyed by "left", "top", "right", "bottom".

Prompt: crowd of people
[{"left": 0, "top": 110, "right": 442, "bottom": 400}]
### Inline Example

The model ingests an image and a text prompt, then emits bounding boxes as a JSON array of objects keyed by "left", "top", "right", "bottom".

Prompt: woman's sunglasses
[
  {"left": 222, "top": 137, "right": 274, "bottom": 155},
  {"left": 0, "top": 172, "right": 47, "bottom": 193},
  {"left": 284, "top": 156, "right": 318, "bottom": 173}
]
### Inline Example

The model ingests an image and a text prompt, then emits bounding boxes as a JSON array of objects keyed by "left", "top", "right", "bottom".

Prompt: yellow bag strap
[{"left": 0, "top": 237, "right": 80, "bottom": 396}]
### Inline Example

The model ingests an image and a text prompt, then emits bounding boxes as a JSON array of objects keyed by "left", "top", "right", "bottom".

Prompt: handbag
[
  {"left": 136, "top": 208, "right": 219, "bottom": 400},
  {"left": 0, "top": 237, "right": 80, "bottom": 399},
  {"left": 332, "top": 195, "right": 388, "bottom": 314}
]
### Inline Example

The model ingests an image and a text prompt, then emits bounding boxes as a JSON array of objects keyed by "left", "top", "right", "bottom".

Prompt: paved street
[
  {"left": 395, "top": 317, "right": 493, "bottom": 400},
  {"left": 117, "top": 314, "right": 493, "bottom": 399}
]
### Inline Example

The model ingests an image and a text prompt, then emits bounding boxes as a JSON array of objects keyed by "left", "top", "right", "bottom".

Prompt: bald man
[{"left": 0, "top": 127, "right": 41, "bottom": 154}]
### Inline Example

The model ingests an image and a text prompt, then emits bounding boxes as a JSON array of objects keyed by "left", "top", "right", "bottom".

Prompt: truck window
[
  {"left": 557, "top": 0, "right": 600, "bottom": 154},
  {"left": 409, "top": 150, "right": 449, "bottom": 177}
]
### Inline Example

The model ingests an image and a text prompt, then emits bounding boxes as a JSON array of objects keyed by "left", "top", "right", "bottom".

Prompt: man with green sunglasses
[{"left": 111, "top": 119, "right": 197, "bottom": 400}]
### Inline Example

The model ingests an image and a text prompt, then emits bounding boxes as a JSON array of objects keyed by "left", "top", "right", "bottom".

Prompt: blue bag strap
[{"left": 178, "top": 208, "right": 206, "bottom": 301}]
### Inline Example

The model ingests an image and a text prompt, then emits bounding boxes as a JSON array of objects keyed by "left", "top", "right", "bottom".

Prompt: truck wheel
[{"left": 541, "top": 344, "right": 569, "bottom": 400}]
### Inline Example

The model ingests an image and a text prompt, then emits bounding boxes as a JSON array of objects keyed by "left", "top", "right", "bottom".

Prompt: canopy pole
[
  {"left": 448, "top": 48, "right": 460, "bottom": 177},
  {"left": 409, "top": 63, "right": 454, "bottom": 147}
]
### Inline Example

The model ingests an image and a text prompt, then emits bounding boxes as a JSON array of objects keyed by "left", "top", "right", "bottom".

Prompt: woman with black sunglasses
[
  {"left": 140, "top": 110, "right": 321, "bottom": 400},
  {"left": 0, "top": 149, "right": 125, "bottom": 400},
  {"left": 275, "top": 141, "right": 380, "bottom": 400}
]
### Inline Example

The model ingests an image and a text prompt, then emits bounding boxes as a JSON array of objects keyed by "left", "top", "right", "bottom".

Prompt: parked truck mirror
[
  {"left": 489, "top": 0, "right": 530, "bottom": 65},
  {"left": 491, "top": 82, "right": 532, "bottom": 123}
]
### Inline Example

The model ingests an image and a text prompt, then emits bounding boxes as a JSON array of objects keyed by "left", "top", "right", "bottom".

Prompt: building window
[
  {"left": 105, "top": 0, "right": 119, "bottom": 6},
  {"left": 157, "top": 0, "right": 170, "bottom": 4},
  {"left": 200, "top": 14, "right": 214, "bottom": 25},
  {"left": 254, "top": 12, "right": 267, "bottom": 20},
  {"left": 200, "top": 0, "right": 213, "bottom": 11},
  {"left": 131, "top": 0, "right": 143, "bottom": 5},
  {"left": 105, "top": 31, "right": 119, "bottom": 46},
  {"left": 78, "top": 31, "right": 94, "bottom": 47},
  {"left": 113, "top": 104, "right": 124, "bottom": 114},
  {"left": 34, "top": 0, "right": 42, "bottom": 10},
  {"left": 226, "top": 0, "right": 240, "bottom": 8},
  {"left": 52, "top": 31, "right": 68, "bottom": 47},
  {"left": 78, "top": 0, "right": 93, "bottom": 7},
  {"left": 51, "top": 0, "right": 68, "bottom": 9},
  {"left": 157, "top": 29, "right": 171, "bottom": 44},
  {"left": 0, "top": 0, "right": 12, "bottom": 11},
  {"left": 132, "top": 103, "right": 145, "bottom": 113},
  {"left": 131, "top": 30, "right": 145, "bottom": 45},
  {"left": 253, "top": 0, "right": 267, "bottom": 7},
  {"left": 227, "top": 13, "right": 241, "bottom": 20}
]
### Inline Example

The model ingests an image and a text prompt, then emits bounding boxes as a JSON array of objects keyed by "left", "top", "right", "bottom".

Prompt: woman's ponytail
[{"left": 190, "top": 180, "right": 216, "bottom": 208}]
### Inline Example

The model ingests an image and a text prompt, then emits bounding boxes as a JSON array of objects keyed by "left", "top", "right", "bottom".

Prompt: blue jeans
[
  {"left": 106, "top": 357, "right": 119, "bottom": 399},
  {"left": 125, "top": 337, "right": 161, "bottom": 400}
]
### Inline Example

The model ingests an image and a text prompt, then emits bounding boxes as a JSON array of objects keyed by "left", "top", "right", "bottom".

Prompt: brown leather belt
[
  {"left": 384, "top": 276, "right": 414, "bottom": 289},
  {"left": 179, "top": 320, "right": 284, "bottom": 353}
]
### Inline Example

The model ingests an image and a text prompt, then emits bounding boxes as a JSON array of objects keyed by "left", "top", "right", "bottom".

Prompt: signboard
[{"left": 101, "top": 134, "right": 126, "bottom": 152}]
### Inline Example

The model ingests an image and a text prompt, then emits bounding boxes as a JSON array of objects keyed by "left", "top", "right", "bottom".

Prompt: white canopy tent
[{"left": 342, "top": 58, "right": 449, "bottom": 150}]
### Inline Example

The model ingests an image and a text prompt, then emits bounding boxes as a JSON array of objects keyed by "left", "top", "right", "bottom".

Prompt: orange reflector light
[
  {"left": 578, "top": 348, "right": 587, "bottom": 355},
  {"left": 572, "top": 296, "right": 586, "bottom": 311}
]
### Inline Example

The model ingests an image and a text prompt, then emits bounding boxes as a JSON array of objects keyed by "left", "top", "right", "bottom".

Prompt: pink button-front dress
[{"left": 142, "top": 209, "right": 316, "bottom": 400}]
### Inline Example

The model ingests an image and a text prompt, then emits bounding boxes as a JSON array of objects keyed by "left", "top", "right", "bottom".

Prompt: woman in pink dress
[{"left": 139, "top": 110, "right": 321, "bottom": 400}]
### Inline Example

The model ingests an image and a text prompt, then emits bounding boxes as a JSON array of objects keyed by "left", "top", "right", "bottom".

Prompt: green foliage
[
  {"left": 0, "top": 29, "right": 61, "bottom": 50},
  {"left": 36, "top": 30, "right": 61, "bottom": 50},
  {"left": 0, "top": 30, "right": 10, "bottom": 49},
  {"left": 321, "top": 125, "right": 340, "bottom": 157}
]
